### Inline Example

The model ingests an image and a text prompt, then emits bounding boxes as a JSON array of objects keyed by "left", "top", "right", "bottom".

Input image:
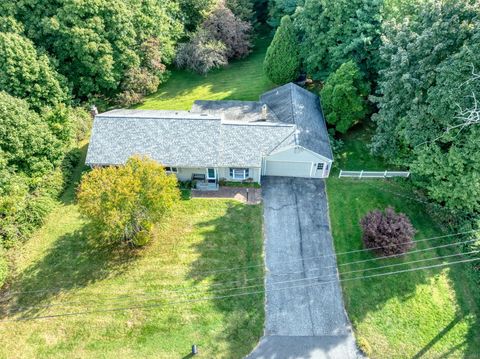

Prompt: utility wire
[
  {"left": 4, "top": 250, "right": 479, "bottom": 315},
  {"left": 2, "top": 229, "right": 478, "bottom": 299},
  {"left": 1, "top": 257, "right": 478, "bottom": 322}
]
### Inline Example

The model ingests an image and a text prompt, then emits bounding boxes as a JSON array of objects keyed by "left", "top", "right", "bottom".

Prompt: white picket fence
[{"left": 339, "top": 170, "right": 410, "bottom": 179}]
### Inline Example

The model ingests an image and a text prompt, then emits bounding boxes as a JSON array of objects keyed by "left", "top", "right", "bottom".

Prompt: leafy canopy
[
  {"left": 320, "top": 60, "right": 369, "bottom": 133},
  {"left": 0, "top": 31, "right": 67, "bottom": 110},
  {"left": 295, "top": 0, "right": 383, "bottom": 82},
  {"left": 77, "top": 157, "right": 180, "bottom": 246},
  {"left": 263, "top": 15, "right": 300, "bottom": 84},
  {"left": 372, "top": 0, "right": 480, "bottom": 212},
  {"left": 0, "top": 91, "right": 62, "bottom": 177},
  {"left": 8, "top": 0, "right": 183, "bottom": 101}
]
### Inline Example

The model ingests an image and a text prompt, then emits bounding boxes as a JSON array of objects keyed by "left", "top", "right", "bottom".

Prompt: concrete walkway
[
  {"left": 191, "top": 186, "right": 262, "bottom": 204},
  {"left": 247, "top": 177, "right": 358, "bottom": 359}
]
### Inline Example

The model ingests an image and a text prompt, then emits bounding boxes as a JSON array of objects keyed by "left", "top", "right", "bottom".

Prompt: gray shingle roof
[
  {"left": 85, "top": 84, "right": 332, "bottom": 168},
  {"left": 85, "top": 110, "right": 295, "bottom": 168},
  {"left": 260, "top": 83, "right": 333, "bottom": 160},
  {"left": 191, "top": 100, "right": 279, "bottom": 122}
]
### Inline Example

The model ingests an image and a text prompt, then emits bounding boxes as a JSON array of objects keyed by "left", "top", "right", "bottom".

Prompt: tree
[
  {"left": 360, "top": 207, "right": 416, "bottom": 256},
  {"left": 202, "top": 5, "right": 252, "bottom": 59},
  {"left": 263, "top": 15, "right": 300, "bottom": 84},
  {"left": 9, "top": 0, "right": 183, "bottom": 100},
  {"left": 320, "top": 61, "right": 369, "bottom": 133},
  {"left": 178, "top": 0, "right": 218, "bottom": 31},
  {"left": 0, "top": 92, "right": 62, "bottom": 177},
  {"left": 267, "top": 0, "right": 300, "bottom": 28},
  {"left": 226, "top": 0, "right": 256, "bottom": 23},
  {"left": 0, "top": 31, "right": 68, "bottom": 110},
  {"left": 175, "top": 30, "right": 228, "bottom": 75},
  {"left": 77, "top": 157, "right": 180, "bottom": 246},
  {"left": 372, "top": 0, "right": 480, "bottom": 212},
  {"left": 295, "top": 0, "right": 383, "bottom": 82}
]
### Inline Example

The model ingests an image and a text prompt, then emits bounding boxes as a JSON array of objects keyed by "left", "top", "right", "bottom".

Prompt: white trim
[
  {"left": 229, "top": 167, "right": 250, "bottom": 180},
  {"left": 206, "top": 168, "right": 217, "bottom": 180},
  {"left": 267, "top": 145, "right": 333, "bottom": 163}
]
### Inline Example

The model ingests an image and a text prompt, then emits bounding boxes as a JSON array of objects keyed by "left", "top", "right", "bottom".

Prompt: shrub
[
  {"left": 77, "top": 156, "right": 180, "bottom": 246},
  {"left": 175, "top": 30, "right": 228, "bottom": 75},
  {"left": 360, "top": 206, "right": 416, "bottom": 256},
  {"left": 202, "top": 5, "right": 252, "bottom": 59},
  {"left": 263, "top": 15, "right": 300, "bottom": 84},
  {"left": 320, "top": 60, "right": 370, "bottom": 133}
]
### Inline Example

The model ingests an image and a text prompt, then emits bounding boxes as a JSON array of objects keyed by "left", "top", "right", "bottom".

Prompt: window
[
  {"left": 165, "top": 166, "right": 177, "bottom": 173},
  {"left": 229, "top": 168, "right": 249, "bottom": 180},
  {"left": 317, "top": 163, "right": 324, "bottom": 170}
]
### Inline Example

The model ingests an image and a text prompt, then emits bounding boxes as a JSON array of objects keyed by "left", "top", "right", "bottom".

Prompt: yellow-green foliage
[{"left": 77, "top": 156, "right": 180, "bottom": 246}]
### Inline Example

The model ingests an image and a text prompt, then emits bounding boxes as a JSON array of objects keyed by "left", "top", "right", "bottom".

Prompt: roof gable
[{"left": 260, "top": 83, "right": 333, "bottom": 160}]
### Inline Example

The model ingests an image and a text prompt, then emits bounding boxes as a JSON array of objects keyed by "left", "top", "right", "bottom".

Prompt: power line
[
  {"left": 4, "top": 250, "right": 479, "bottom": 316},
  {"left": 1, "top": 256, "right": 478, "bottom": 322},
  {"left": 2, "top": 229, "right": 478, "bottom": 299},
  {"left": 273, "top": 238, "right": 478, "bottom": 276}
]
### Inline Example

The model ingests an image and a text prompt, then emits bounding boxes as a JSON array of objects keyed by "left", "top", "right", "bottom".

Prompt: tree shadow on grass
[
  {"left": 0, "top": 224, "right": 143, "bottom": 319},
  {"left": 330, "top": 180, "right": 480, "bottom": 358},
  {"left": 185, "top": 201, "right": 265, "bottom": 358}
]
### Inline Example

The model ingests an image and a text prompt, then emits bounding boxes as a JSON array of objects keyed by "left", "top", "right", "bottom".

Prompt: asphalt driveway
[{"left": 247, "top": 177, "right": 358, "bottom": 359}]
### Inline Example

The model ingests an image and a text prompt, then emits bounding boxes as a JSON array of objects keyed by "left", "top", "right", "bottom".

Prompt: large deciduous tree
[
  {"left": 9, "top": 0, "right": 183, "bottom": 101},
  {"left": 202, "top": 5, "right": 252, "bottom": 59},
  {"left": 0, "top": 30, "right": 68, "bottom": 110},
  {"left": 263, "top": 15, "right": 300, "bottom": 84},
  {"left": 320, "top": 60, "right": 369, "bottom": 133},
  {"left": 295, "top": 0, "right": 383, "bottom": 82},
  {"left": 372, "top": 0, "right": 480, "bottom": 212},
  {"left": 77, "top": 157, "right": 180, "bottom": 246},
  {"left": 175, "top": 30, "right": 228, "bottom": 75},
  {"left": 0, "top": 92, "right": 62, "bottom": 177}
]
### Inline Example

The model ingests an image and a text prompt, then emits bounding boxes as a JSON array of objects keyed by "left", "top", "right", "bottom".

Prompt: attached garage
[
  {"left": 262, "top": 146, "right": 332, "bottom": 178},
  {"left": 264, "top": 160, "right": 312, "bottom": 177}
]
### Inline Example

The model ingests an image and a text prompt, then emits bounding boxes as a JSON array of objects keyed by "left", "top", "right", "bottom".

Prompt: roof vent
[
  {"left": 90, "top": 105, "right": 98, "bottom": 118},
  {"left": 260, "top": 104, "right": 268, "bottom": 121}
]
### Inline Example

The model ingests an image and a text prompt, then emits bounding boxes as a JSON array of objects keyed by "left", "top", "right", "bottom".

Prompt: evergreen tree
[
  {"left": 320, "top": 60, "right": 369, "bottom": 133},
  {"left": 263, "top": 15, "right": 300, "bottom": 84}
]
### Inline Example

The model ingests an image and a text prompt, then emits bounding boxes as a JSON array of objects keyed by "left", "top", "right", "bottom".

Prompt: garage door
[{"left": 264, "top": 161, "right": 312, "bottom": 177}]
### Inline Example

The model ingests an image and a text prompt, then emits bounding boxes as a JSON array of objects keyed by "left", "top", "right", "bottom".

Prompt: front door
[{"left": 206, "top": 168, "right": 217, "bottom": 183}]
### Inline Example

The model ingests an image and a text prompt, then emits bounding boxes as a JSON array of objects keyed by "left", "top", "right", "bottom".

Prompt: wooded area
[{"left": 0, "top": 0, "right": 479, "bottom": 303}]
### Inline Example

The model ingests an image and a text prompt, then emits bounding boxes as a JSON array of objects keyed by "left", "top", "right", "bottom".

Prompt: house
[{"left": 85, "top": 83, "right": 333, "bottom": 189}]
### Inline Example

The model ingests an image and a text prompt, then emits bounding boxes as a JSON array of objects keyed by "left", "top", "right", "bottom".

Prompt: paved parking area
[{"left": 247, "top": 177, "right": 358, "bottom": 359}]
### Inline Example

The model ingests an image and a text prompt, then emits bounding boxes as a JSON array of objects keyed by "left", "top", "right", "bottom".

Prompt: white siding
[
  {"left": 267, "top": 146, "right": 330, "bottom": 163},
  {"left": 175, "top": 167, "right": 206, "bottom": 181},
  {"left": 176, "top": 167, "right": 261, "bottom": 183},
  {"left": 217, "top": 167, "right": 261, "bottom": 183},
  {"left": 263, "top": 146, "right": 332, "bottom": 178}
]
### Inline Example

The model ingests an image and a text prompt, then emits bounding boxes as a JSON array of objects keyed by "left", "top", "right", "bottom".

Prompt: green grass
[
  {"left": 221, "top": 181, "right": 261, "bottom": 189},
  {"left": 0, "top": 147, "right": 264, "bottom": 358},
  {"left": 326, "top": 125, "right": 480, "bottom": 358},
  {"left": 137, "top": 34, "right": 275, "bottom": 110}
]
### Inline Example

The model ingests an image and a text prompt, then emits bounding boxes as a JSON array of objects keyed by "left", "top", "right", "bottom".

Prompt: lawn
[
  {"left": 326, "top": 124, "right": 480, "bottom": 358},
  {"left": 0, "top": 147, "right": 265, "bottom": 358},
  {"left": 136, "top": 33, "right": 275, "bottom": 110}
]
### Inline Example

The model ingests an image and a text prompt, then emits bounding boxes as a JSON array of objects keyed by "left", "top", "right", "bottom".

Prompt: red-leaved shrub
[{"left": 360, "top": 206, "right": 416, "bottom": 256}]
